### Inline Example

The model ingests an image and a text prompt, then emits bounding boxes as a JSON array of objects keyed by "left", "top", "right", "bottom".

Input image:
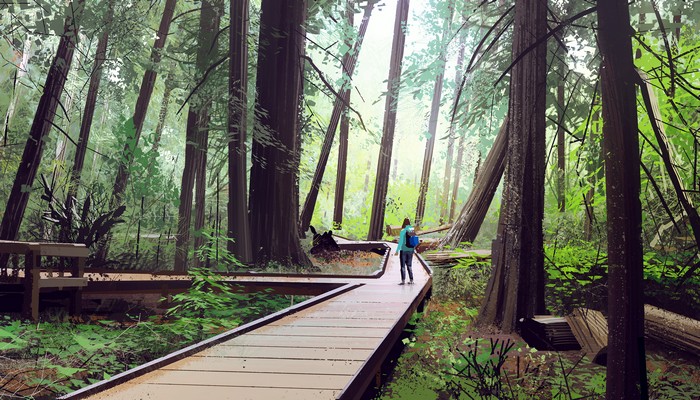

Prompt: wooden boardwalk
[{"left": 61, "top": 241, "right": 432, "bottom": 400}]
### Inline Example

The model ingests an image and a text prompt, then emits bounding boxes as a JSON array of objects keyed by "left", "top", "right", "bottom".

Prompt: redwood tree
[
  {"left": 333, "top": 0, "right": 355, "bottom": 230},
  {"left": 479, "top": 0, "right": 547, "bottom": 332},
  {"left": 249, "top": 0, "right": 310, "bottom": 266},
  {"left": 299, "top": 1, "right": 375, "bottom": 235},
  {"left": 63, "top": 0, "right": 114, "bottom": 240},
  {"left": 441, "top": 121, "right": 507, "bottom": 246},
  {"left": 96, "top": 0, "right": 177, "bottom": 261},
  {"left": 367, "top": 0, "right": 410, "bottom": 241},
  {"left": 175, "top": 0, "right": 222, "bottom": 272},
  {"left": 0, "top": 0, "right": 85, "bottom": 259},
  {"left": 599, "top": 0, "right": 648, "bottom": 397},
  {"left": 415, "top": 3, "right": 454, "bottom": 227},
  {"left": 228, "top": 0, "right": 253, "bottom": 264}
]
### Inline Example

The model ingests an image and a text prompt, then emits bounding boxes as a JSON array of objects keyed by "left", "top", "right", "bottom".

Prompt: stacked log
[
  {"left": 644, "top": 304, "right": 700, "bottom": 357},
  {"left": 521, "top": 315, "right": 580, "bottom": 351},
  {"left": 565, "top": 308, "right": 608, "bottom": 364}
]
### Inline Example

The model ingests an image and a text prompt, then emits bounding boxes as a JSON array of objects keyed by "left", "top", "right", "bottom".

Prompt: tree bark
[
  {"left": 479, "top": 0, "right": 547, "bottom": 333},
  {"left": 96, "top": 0, "right": 177, "bottom": 262},
  {"left": 175, "top": 0, "right": 221, "bottom": 272},
  {"left": 151, "top": 72, "right": 175, "bottom": 155},
  {"left": 556, "top": 77, "right": 566, "bottom": 212},
  {"left": 249, "top": 0, "right": 311, "bottom": 266},
  {"left": 332, "top": 0, "right": 355, "bottom": 230},
  {"left": 299, "top": 1, "right": 374, "bottom": 235},
  {"left": 367, "top": 0, "right": 410, "bottom": 240},
  {"left": 0, "top": 0, "right": 84, "bottom": 258},
  {"left": 441, "top": 121, "right": 507, "bottom": 246},
  {"left": 598, "top": 0, "right": 648, "bottom": 397},
  {"left": 228, "top": 0, "right": 253, "bottom": 264},
  {"left": 448, "top": 132, "right": 466, "bottom": 223}
]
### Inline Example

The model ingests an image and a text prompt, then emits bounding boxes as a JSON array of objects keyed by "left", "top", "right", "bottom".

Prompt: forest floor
[{"left": 377, "top": 300, "right": 700, "bottom": 400}]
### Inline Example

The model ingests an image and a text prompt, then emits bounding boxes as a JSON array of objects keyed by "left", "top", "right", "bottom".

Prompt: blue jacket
[{"left": 397, "top": 225, "right": 416, "bottom": 253}]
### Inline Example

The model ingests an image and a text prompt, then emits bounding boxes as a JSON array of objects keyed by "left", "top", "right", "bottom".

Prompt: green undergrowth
[
  {"left": 0, "top": 269, "right": 291, "bottom": 398},
  {"left": 544, "top": 242, "right": 700, "bottom": 318}
]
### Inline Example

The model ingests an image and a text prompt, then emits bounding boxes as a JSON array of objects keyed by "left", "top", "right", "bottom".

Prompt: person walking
[{"left": 394, "top": 217, "right": 415, "bottom": 285}]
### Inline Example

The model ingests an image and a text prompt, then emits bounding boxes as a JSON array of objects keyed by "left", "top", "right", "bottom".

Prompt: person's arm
[{"left": 395, "top": 228, "right": 404, "bottom": 255}]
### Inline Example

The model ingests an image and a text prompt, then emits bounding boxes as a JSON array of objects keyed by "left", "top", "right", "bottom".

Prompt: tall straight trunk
[
  {"left": 584, "top": 107, "right": 602, "bottom": 241},
  {"left": 598, "top": 1, "right": 648, "bottom": 398},
  {"left": 332, "top": 0, "right": 355, "bottom": 230},
  {"left": 175, "top": 0, "right": 221, "bottom": 272},
  {"left": 556, "top": 78, "right": 566, "bottom": 212},
  {"left": 249, "top": 0, "right": 310, "bottom": 266},
  {"left": 63, "top": 1, "right": 113, "bottom": 241},
  {"left": 0, "top": 0, "right": 84, "bottom": 258},
  {"left": 151, "top": 72, "right": 174, "bottom": 154},
  {"left": 479, "top": 0, "right": 547, "bottom": 332},
  {"left": 441, "top": 121, "right": 507, "bottom": 246},
  {"left": 299, "top": 1, "right": 374, "bottom": 235},
  {"left": 97, "top": 0, "right": 177, "bottom": 262},
  {"left": 54, "top": 42, "right": 83, "bottom": 180},
  {"left": 415, "top": 4, "right": 454, "bottom": 227},
  {"left": 228, "top": 0, "right": 253, "bottom": 264},
  {"left": 440, "top": 39, "right": 466, "bottom": 221},
  {"left": 1, "top": 37, "right": 32, "bottom": 148},
  {"left": 448, "top": 132, "right": 466, "bottom": 223},
  {"left": 367, "top": 0, "right": 410, "bottom": 240}
]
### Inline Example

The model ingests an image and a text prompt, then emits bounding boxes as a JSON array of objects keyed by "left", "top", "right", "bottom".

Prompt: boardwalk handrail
[{"left": 59, "top": 282, "right": 363, "bottom": 400}]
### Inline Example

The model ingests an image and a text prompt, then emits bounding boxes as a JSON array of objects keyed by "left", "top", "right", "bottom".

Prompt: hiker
[{"left": 394, "top": 217, "right": 415, "bottom": 285}]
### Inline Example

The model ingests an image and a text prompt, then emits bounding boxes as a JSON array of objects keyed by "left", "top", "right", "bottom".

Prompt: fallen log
[
  {"left": 566, "top": 306, "right": 700, "bottom": 365},
  {"left": 644, "top": 304, "right": 700, "bottom": 357}
]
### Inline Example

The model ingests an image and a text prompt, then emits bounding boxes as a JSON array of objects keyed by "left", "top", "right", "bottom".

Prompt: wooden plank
[
  {"left": 143, "top": 370, "right": 350, "bottom": 390},
  {"left": 249, "top": 325, "right": 388, "bottom": 338},
  {"left": 163, "top": 357, "right": 362, "bottom": 375},
  {"left": 200, "top": 345, "right": 372, "bottom": 361},
  {"left": 38, "top": 244, "right": 89, "bottom": 258},
  {"left": 87, "top": 383, "right": 340, "bottom": 400},
  {"left": 267, "top": 318, "right": 395, "bottom": 329},
  {"left": 219, "top": 334, "right": 381, "bottom": 349},
  {"left": 39, "top": 277, "right": 88, "bottom": 288}
]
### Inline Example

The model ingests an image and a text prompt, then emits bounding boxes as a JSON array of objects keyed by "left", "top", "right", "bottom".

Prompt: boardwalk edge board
[
  {"left": 335, "top": 250, "right": 433, "bottom": 400},
  {"left": 57, "top": 282, "right": 363, "bottom": 400}
]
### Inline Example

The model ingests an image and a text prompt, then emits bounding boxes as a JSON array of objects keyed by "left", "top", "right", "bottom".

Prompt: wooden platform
[{"left": 60, "top": 241, "right": 432, "bottom": 400}]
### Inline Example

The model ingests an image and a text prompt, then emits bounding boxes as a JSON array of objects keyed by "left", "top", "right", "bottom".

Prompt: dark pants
[{"left": 399, "top": 251, "right": 414, "bottom": 282}]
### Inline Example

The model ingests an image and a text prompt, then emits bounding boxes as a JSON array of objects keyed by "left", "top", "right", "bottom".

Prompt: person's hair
[{"left": 402, "top": 218, "right": 411, "bottom": 228}]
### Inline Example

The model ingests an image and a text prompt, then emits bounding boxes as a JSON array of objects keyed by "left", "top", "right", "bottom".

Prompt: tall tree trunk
[
  {"left": 96, "top": 0, "right": 177, "bottom": 262},
  {"left": 249, "top": 0, "right": 310, "bottom": 266},
  {"left": 440, "top": 38, "right": 466, "bottom": 222},
  {"left": 367, "top": 0, "right": 410, "bottom": 240},
  {"left": 441, "top": 121, "right": 506, "bottom": 246},
  {"left": 175, "top": 0, "right": 221, "bottom": 272},
  {"left": 332, "top": 0, "right": 355, "bottom": 230},
  {"left": 228, "top": 0, "right": 253, "bottom": 264},
  {"left": 63, "top": 1, "right": 113, "bottom": 241},
  {"left": 584, "top": 106, "right": 602, "bottom": 241},
  {"left": 151, "top": 72, "right": 175, "bottom": 155},
  {"left": 299, "top": 1, "right": 375, "bottom": 235},
  {"left": 1, "top": 37, "right": 32, "bottom": 149},
  {"left": 556, "top": 76, "right": 566, "bottom": 212},
  {"left": 598, "top": 1, "right": 648, "bottom": 398},
  {"left": 448, "top": 132, "right": 466, "bottom": 223},
  {"left": 0, "top": 0, "right": 84, "bottom": 261},
  {"left": 479, "top": 0, "right": 547, "bottom": 333},
  {"left": 416, "top": 4, "right": 454, "bottom": 227}
]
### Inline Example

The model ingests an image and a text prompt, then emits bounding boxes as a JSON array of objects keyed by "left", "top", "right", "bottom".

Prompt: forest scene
[{"left": 0, "top": 0, "right": 699, "bottom": 399}]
